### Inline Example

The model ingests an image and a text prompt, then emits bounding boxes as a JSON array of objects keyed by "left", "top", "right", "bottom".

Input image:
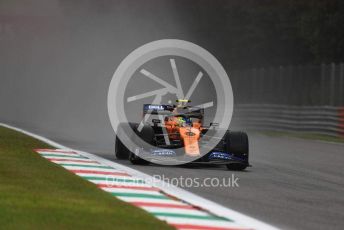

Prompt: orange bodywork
[
  {"left": 179, "top": 127, "right": 201, "bottom": 156},
  {"left": 164, "top": 117, "right": 202, "bottom": 156}
]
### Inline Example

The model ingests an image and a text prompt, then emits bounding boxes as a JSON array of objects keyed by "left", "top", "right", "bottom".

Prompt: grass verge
[
  {"left": 0, "top": 126, "right": 172, "bottom": 230},
  {"left": 261, "top": 130, "right": 344, "bottom": 143}
]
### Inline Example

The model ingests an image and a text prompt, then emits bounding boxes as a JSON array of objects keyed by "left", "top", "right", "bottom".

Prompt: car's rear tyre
[
  {"left": 129, "top": 152, "right": 150, "bottom": 165},
  {"left": 226, "top": 163, "right": 248, "bottom": 171},
  {"left": 129, "top": 124, "right": 154, "bottom": 165},
  {"left": 227, "top": 131, "right": 249, "bottom": 154},
  {"left": 115, "top": 135, "right": 130, "bottom": 159},
  {"left": 115, "top": 123, "right": 137, "bottom": 160},
  {"left": 226, "top": 131, "right": 249, "bottom": 171}
]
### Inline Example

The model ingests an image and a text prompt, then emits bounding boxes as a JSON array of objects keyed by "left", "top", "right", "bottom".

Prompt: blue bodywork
[
  {"left": 208, "top": 151, "right": 245, "bottom": 162},
  {"left": 151, "top": 149, "right": 177, "bottom": 156}
]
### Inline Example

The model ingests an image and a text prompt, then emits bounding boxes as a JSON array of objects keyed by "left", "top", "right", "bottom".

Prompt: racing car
[{"left": 115, "top": 100, "right": 250, "bottom": 170}]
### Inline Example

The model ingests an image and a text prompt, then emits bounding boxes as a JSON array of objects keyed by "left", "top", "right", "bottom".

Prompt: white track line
[
  {"left": 117, "top": 197, "right": 184, "bottom": 205},
  {"left": 100, "top": 187, "right": 163, "bottom": 195},
  {"left": 157, "top": 217, "right": 246, "bottom": 228},
  {"left": 39, "top": 152, "right": 84, "bottom": 157},
  {"left": 0, "top": 123, "right": 279, "bottom": 230}
]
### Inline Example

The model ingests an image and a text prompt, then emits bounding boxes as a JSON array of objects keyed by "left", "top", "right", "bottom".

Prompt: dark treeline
[{"left": 174, "top": 0, "right": 344, "bottom": 70}]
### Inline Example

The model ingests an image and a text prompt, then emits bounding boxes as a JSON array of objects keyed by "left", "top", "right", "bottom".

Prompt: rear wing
[
  {"left": 143, "top": 104, "right": 174, "bottom": 115},
  {"left": 143, "top": 104, "right": 205, "bottom": 125}
]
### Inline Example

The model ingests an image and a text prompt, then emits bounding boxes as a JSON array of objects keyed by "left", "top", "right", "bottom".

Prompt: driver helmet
[{"left": 177, "top": 117, "right": 192, "bottom": 126}]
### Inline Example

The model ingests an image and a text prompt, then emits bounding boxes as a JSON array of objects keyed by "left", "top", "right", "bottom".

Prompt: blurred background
[{"left": 0, "top": 0, "right": 343, "bottom": 152}]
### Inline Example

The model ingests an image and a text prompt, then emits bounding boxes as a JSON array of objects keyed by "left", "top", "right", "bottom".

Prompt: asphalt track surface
[
  {"left": 3, "top": 122, "right": 344, "bottom": 230},
  {"left": 112, "top": 135, "right": 344, "bottom": 230},
  {"left": 74, "top": 134, "right": 344, "bottom": 230},
  {"left": 1, "top": 1, "right": 344, "bottom": 230}
]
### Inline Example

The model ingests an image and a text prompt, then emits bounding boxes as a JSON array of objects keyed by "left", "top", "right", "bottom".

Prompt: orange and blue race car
[{"left": 115, "top": 100, "right": 250, "bottom": 170}]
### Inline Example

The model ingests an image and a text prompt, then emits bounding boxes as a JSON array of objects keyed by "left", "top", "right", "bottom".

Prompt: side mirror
[
  {"left": 152, "top": 119, "right": 161, "bottom": 124},
  {"left": 210, "top": 122, "right": 219, "bottom": 129}
]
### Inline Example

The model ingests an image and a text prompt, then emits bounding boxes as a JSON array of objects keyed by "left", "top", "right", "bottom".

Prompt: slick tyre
[
  {"left": 129, "top": 124, "right": 154, "bottom": 165},
  {"left": 226, "top": 131, "right": 249, "bottom": 171},
  {"left": 129, "top": 152, "right": 150, "bottom": 165},
  {"left": 115, "top": 122, "right": 137, "bottom": 160}
]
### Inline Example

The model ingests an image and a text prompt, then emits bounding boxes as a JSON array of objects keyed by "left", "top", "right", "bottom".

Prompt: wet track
[
  {"left": 3, "top": 121, "right": 344, "bottom": 230},
  {"left": 1, "top": 1, "right": 344, "bottom": 229},
  {"left": 114, "top": 134, "right": 344, "bottom": 230}
]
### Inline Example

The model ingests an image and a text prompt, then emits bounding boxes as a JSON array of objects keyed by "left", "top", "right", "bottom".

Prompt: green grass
[
  {"left": 261, "top": 130, "right": 344, "bottom": 143},
  {"left": 0, "top": 126, "right": 173, "bottom": 230}
]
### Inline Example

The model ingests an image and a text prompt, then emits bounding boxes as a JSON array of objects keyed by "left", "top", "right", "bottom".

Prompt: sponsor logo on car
[
  {"left": 185, "top": 131, "right": 195, "bottom": 136},
  {"left": 148, "top": 105, "right": 164, "bottom": 110},
  {"left": 209, "top": 152, "right": 232, "bottom": 160},
  {"left": 151, "top": 149, "right": 176, "bottom": 156}
]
